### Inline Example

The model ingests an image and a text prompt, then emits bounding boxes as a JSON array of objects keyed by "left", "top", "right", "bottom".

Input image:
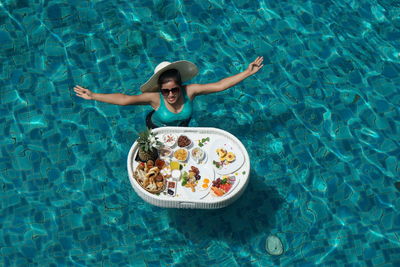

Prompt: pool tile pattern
[{"left": 1, "top": 0, "right": 400, "bottom": 266}]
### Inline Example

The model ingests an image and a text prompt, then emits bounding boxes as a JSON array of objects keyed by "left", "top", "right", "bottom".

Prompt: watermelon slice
[{"left": 219, "top": 183, "right": 232, "bottom": 193}]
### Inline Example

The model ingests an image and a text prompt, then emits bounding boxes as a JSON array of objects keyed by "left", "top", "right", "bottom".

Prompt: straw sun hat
[{"left": 140, "top": 60, "right": 198, "bottom": 93}]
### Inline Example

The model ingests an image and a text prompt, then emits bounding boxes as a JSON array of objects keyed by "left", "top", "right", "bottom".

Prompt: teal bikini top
[{"left": 151, "top": 87, "right": 193, "bottom": 127}]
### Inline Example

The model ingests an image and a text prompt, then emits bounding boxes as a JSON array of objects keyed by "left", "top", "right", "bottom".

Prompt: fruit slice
[
  {"left": 219, "top": 183, "right": 232, "bottom": 193},
  {"left": 211, "top": 186, "right": 225, "bottom": 196}
]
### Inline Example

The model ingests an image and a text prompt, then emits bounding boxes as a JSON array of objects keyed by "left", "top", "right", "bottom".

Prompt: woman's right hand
[{"left": 74, "top": 85, "right": 94, "bottom": 100}]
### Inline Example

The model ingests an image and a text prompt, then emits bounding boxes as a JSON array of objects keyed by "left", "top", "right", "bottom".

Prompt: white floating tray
[{"left": 127, "top": 127, "right": 250, "bottom": 209}]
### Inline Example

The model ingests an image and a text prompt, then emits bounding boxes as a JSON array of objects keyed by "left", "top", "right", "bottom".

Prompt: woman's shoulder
[
  {"left": 184, "top": 84, "right": 198, "bottom": 100},
  {"left": 130, "top": 91, "right": 159, "bottom": 108},
  {"left": 144, "top": 92, "right": 160, "bottom": 107}
]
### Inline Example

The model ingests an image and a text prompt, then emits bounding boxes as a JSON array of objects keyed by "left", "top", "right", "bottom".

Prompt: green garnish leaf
[
  {"left": 212, "top": 160, "right": 221, "bottom": 168},
  {"left": 198, "top": 137, "right": 210, "bottom": 147}
]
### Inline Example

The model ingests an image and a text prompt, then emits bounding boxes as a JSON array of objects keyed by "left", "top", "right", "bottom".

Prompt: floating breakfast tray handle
[{"left": 179, "top": 202, "right": 197, "bottom": 209}]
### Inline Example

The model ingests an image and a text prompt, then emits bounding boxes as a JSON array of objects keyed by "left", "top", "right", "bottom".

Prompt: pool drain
[{"left": 265, "top": 234, "right": 284, "bottom": 256}]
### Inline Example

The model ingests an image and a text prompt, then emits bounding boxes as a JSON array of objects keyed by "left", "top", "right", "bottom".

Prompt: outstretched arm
[
  {"left": 187, "top": 56, "right": 264, "bottom": 97},
  {"left": 74, "top": 85, "right": 157, "bottom": 106}
]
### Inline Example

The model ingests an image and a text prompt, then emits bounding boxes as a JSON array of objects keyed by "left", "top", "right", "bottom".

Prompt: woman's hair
[{"left": 158, "top": 69, "right": 182, "bottom": 88}]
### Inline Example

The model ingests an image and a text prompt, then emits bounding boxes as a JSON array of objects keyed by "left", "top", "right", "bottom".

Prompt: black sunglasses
[{"left": 160, "top": 87, "right": 180, "bottom": 96}]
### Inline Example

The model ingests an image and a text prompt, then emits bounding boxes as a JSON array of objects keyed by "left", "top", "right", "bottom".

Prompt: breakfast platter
[{"left": 127, "top": 127, "right": 250, "bottom": 209}]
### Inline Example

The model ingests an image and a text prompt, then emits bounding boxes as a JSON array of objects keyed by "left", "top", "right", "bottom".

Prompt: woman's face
[{"left": 160, "top": 80, "right": 181, "bottom": 104}]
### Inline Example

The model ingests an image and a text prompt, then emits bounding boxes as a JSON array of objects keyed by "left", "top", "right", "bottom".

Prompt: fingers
[
  {"left": 74, "top": 91, "right": 84, "bottom": 98},
  {"left": 73, "top": 85, "right": 89, "bottom": 99},
  {"left": 74, "top": 85, "right": 85, "bottom": 92},
  {"left": 254, "top": 56, "right": 263, "bottom": 66},
  {"left": 248, "top": 57, "right": 264, "bottom": 74},
  {"left": 250, "top": 56, "right": 264, "bottom": 70},
  {"left": 74, "top": 85, "right": 89, "bottom": 95}
]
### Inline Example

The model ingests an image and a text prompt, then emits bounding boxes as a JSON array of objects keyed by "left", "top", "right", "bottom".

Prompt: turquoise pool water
[{"left": 1, "top": 0, "right": 400, "bottom": 266}]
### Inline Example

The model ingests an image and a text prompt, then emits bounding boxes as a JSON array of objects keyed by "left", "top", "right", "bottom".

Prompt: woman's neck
[{"left": 165, "top": 94, "right": 184, "bottom": 113}]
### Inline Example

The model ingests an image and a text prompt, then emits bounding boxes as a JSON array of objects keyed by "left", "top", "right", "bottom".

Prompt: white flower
[
  {"left": 149, "top": 136, "right": 156, "bottom": 144},
  {"left": 149, "top": 136, "right": 158, "bottom": 148}
]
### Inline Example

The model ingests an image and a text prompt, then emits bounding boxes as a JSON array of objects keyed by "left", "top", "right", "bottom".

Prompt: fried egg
[{"left": 198, "top": 177, "right": 211, "bottom": 191}]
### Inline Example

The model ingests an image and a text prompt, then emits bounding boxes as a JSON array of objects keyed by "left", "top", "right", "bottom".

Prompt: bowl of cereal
[{"left": 173, "top": 148, "right": 189, "bottom": 162}]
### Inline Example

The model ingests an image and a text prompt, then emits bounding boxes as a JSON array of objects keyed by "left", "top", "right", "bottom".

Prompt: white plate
[
  {"left": 178, "top": 164, "right": 215, "bottom": 199},
  {"left": 209, "top": 139, "right": 245, "bottom": 175}
]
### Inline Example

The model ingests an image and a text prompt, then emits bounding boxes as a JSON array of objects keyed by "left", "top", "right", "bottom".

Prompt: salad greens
[
  {"left": 198, "top": 137, "right": 210, "bottom": 147},
  {"left": 181, "top": 171, "right": 188, "bottom": 186}
]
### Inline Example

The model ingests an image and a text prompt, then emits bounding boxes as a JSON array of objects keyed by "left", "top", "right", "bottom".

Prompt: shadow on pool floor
[{"left": 167, "top": 170, "right": 285, "bottom": 245}]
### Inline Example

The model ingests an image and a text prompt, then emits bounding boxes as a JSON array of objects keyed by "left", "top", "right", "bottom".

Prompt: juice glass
[{"left": 170, "top": 161, "right": 180, "bottom": 170}]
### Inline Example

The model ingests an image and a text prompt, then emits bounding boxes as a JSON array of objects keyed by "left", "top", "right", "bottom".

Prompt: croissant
[
  {"left": 146, "top": 182, "right": 157, "bottom": 191},
  {"left": 136, "top": 170, "right": 148, "bottom": 186},
  {"left": 146, "top": 167, "right": 159, "bottom": 178}
]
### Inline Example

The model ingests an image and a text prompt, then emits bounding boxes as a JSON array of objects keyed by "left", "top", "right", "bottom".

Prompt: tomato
[{"left": 219, "top": 183, "right": 232, "bottom": 193}]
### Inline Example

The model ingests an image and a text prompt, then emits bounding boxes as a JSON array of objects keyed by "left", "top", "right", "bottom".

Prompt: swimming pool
[{"left": 1, "top": 0, "right": 400, "bottom": 265}]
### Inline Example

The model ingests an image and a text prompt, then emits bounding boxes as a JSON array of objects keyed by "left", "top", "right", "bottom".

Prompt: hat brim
[{"left": 140, "top": 60, "right": 198, "bottom": 93}]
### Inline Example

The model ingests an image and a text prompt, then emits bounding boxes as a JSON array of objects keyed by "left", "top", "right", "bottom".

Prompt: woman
[{"left": 74, "top": 57, "right": 264, "bottom": 128}]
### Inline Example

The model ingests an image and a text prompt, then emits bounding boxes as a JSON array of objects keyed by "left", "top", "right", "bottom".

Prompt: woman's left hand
[{"left": 246, "top": 56, "right": 264, "bottom": 75}]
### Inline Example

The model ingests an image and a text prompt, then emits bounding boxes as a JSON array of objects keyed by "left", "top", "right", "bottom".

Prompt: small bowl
[
  {"left": 171, "top": 170, "right": 181, "bottom": 181},
  {"left": 167, "top": 180, "right": 177, "bottom": 196},
  {"left": 159, "top": 146, "right": 172, "bottom": 158},
  {"left": 173, "top": 148, "right": 189, "bottom": 162},
  {"left": 191, "top": 147, "right": 205, "bottom": 163},
  {"left": 177, "top": 135, "right": 192, "bottom": 148},
  {"left": 162, "top": 133, "right": 177, "bottom": 147}
]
